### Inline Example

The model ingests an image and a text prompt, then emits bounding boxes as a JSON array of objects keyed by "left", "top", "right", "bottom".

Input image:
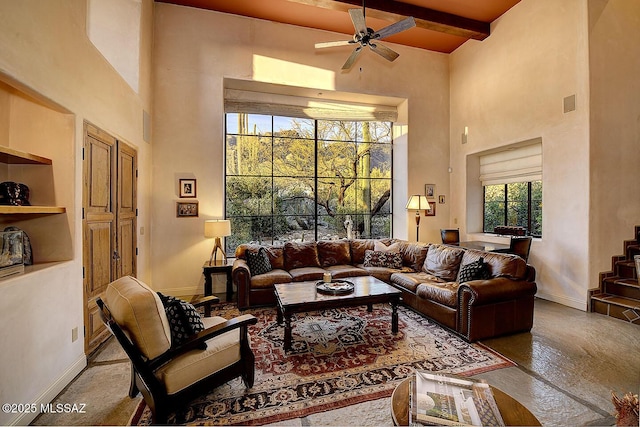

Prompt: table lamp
[
  {"left": 406, "top": 195, "right": 430, "bottom": 241},
  {"left": 204, "top": 219, "right": 231, "bottom": 266}
]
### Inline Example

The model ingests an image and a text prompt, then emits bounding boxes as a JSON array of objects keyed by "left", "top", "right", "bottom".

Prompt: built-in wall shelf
[
  {"left": 0, "top": 146, "right": 63, "bottom": 217},
  {"left": 0, "top": 206, "right": 66, "bottom": 215},
  {"left": 0, "top": 145, "right": 52, "bottom": 165}
]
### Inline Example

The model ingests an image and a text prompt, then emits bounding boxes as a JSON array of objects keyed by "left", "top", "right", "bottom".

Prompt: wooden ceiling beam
[{"left": 285, "top": 0, "right": 490, "bottom": 40}]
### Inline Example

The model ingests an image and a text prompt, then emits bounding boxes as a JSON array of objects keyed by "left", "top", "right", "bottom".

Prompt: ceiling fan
[{"left": 315, "top": 2, "right": 416, "bottom": 71}]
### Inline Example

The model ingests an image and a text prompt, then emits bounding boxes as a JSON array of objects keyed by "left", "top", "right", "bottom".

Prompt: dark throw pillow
[
  {"left": 457, "top": 257, "right": 491, "bottom": 283},
  {"left": 246, "top": 247, "right": 272, "bottom": 275},
  {"left": 363, "top": 249, "right": 403, "bottom": 269},
  {"left": 157, "top": 293, "right": 206, "bottom": 348}
]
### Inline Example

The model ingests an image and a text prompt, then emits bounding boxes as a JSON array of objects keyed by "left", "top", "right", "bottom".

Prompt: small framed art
[
  {"left": 176, "top": 201, "right": 199, "bottom": 217},
  {"left": 439, "top": 195, "right": 445, "bottom": 204},
  {"left": 425, "top": 184, "right": 436, "bottom": 199},
  {"left": 179, "top": 179, "right": 197, "bottom": 198},
  {"left": 425, "top": 201, "right": 436, "bottom": 216}
]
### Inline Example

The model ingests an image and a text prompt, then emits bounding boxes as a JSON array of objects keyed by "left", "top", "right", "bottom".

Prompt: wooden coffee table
[
  {"left": 391, "top": 377, "right": 541, "bottom": 426},
  {"left": 274, "top": 276, "right": 402, "bottom": 351}
]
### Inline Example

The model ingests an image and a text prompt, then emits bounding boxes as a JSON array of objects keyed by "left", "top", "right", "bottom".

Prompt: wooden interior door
[
  {"left": 116, "top": 142, "right": 137, "bottom": 278},
  {"left": 83, "top": 122, "right": 138, "bottom": 354}
]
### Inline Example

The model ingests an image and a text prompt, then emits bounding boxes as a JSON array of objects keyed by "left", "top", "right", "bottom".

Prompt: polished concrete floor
[{"left": 32, "top": 299, "right": 639, "bottom": 426}]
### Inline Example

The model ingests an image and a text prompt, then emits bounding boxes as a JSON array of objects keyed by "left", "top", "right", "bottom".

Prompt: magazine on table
[{"left": 409, "top": 371, "right": 505, "bottom": 426}]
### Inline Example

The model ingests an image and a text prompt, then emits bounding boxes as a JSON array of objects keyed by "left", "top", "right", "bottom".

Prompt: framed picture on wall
[
  {"left": 179, "top": 179, "right": 197, "bottom": 198},
  {"left": 425, "top": 201, "right": 436, "bottom": 216},
  {"left": 425, "top": 184, "right": 436, "bottom": 199},
  {"left": 438, "top": 195, "right": 445, "bottom": 204},
  {"left": 177, "top": 201, "right": 199, "bottom": 217}
]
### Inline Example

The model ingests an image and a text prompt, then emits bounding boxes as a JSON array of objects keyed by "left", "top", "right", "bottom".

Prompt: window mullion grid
[
  {"left": 503, "top": 184, "right": 508, "bottom": 229},
  {"left": 270, "top": 117, "right": 275, "bottom": 244},
  {"left": 314, "top": 120, "right": 319, "bottom": 242},
  {"left": 527, "top": 182, "right": 532, "bottom": 235}
]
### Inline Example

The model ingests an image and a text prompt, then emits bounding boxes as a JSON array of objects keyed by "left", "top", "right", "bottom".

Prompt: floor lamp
[
  {"left": 204, "top": 219, "right": 231, "bottom": 266},
  {"left": 406, "top": 195, "right": 430, "bottom": 241}
]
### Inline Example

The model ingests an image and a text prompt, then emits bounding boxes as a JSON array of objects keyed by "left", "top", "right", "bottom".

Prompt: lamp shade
[
  {"left": 204, "top": 219, "right": 231, "bottom": 238},
  {"left": 406, "top": 195, "right": 430, "bottom": 211}
]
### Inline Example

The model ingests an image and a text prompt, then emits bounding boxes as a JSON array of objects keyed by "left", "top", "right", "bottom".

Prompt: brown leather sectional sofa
[{"left": 232, "top": 239, "right": 537, "bottom": 341}]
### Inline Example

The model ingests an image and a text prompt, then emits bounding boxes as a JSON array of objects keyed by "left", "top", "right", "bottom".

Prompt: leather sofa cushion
[
  {"left": 104, "top": 276, "right": 172, "bottom": 360},
  {"left": 423, "top": 244, "right": 465, "bottom": 281},
  {"left": 461, "top": 249, "right": 528, "bottom": 280},
  {"left": 289, "top": 266, "right": 325, "bottom": 282},
  {"left": 284, "top": 242, "right": 321, "bottom": 270},
  {"left": 317, "top": 240, "right": 352, "bottom": 267},
  {"left": 250, "top": 269, "right": 292, "bottom": 289},
  {"left": 325, "top": 264, "right": 369, "bottom": 279},
  {"left": 357, "top": 264, "right": 411, "bottom": 283},
  {"left": 350, "top": 238, "right": 394, "bottom": 264},
  {"left": 391, "top": 271, "right": 445, "bottom": 293},
  {"left": 236, "top": 244, "right": 284, "bottom": 270},
  {"left": 156, "top": 316, "right": 240, "bottom": 394},
  {"left": 416, "top": 281, "right": 460, "bottom": 308},
  {"left": 397, "top": 241, "right": 430, "bottom": 271}
]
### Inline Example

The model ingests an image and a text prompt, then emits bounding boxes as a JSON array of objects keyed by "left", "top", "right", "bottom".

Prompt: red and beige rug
[{"left": 131, "top": 304, "right": 514, "bottom": 425}]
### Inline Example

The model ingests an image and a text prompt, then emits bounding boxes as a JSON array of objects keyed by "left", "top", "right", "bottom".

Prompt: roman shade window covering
[
  {"left": 224, "top": 89, "right": 398, "bottom": 122},
  {"left": 479, "top": 141, "right": 542, "bottom": 186}
]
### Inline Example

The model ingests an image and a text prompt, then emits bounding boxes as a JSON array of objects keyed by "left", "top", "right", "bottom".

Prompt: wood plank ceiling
[{"left": 156, "top": 0, "right": 520, "bottom": 53}]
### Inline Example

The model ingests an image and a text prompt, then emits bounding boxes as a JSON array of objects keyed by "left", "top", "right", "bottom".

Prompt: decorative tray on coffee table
[{"left": 316, "top": 280, "right": 355, "bottom": 295}]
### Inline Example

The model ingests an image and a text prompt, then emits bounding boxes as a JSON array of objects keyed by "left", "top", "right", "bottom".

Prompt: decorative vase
[{"left": 0, "top": 181, "right": 30, "bottom": 206}]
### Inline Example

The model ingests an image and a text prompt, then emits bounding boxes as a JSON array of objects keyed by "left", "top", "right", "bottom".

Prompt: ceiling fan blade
[
  {"left": 372, "top": 16, "right": 416, "bottom": 40},
  {"left": 315, "top": 40, "right": 353, "bottom": 49},
  {"left": 369, "top": 42, "right": 399, "bottom": 62},
  {"left": 348, "top": 8, "right": 367, "bottom": 35},
  {"left": 342, "top": 46, "right": 363, "bottom": 70}
]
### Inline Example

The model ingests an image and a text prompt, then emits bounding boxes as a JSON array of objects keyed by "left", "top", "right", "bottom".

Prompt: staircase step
[
  {"left": 591, "top": 293, "right": 640, "bottom": 324},
  {"left": 602, "top": 277, "right": 640, "bottom": 300},
  {"left": 626, "top": 244, "right": 640, "bottom": 259},
  {"left": 615, "top": 260, "right": 637, "bottom": 279}
]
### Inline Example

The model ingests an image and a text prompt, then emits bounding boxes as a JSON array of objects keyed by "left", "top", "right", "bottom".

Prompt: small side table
[
  {"left": 202, "top": 259, "right": 234, "bottom": 303},
  {"left": 390, "top": 377, "right": 541, "bottom": 426}
]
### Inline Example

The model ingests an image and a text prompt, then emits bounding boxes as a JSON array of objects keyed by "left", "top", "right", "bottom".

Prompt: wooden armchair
[
  {"left": 494, "top": 236, "right": 533, "bottom": 262},
  {"left": 440, "top": 228, "right": 460, "bottom": 245},
  {"left": 96, "top": 276, "right": 257, "bottom": 423}
]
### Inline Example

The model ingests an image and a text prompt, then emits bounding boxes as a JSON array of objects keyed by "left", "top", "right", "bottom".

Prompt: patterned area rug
[{"left": 131, "top": 304, "right": 514, "bottom": 425}]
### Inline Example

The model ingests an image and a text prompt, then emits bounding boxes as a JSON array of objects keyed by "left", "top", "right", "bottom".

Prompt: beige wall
[
  {"left": 151, "top": 4, "right": 451, "bottom": 295},
  {"left": 588, "top": 0, "right": 640, "bottom": 290},
  {"left": 450, "top": 0, "right": 592, "bottom": 309},
  {"left": 0, "top": 0, "right": 154, "bottom": 424}
]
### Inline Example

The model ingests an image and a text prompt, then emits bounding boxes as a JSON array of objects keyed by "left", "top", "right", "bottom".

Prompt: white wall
[
  {"left": 450, "top": 0, "right": 591, "bottom": 309},
  {"left": 588, "top": 0, "right": 640, "bottom": 287},
  {"left": 0, "top": 0, "right": 154, "bottom": 424},
  {"left": 151, "top": 4, "right": 451, "bottom": 295}
]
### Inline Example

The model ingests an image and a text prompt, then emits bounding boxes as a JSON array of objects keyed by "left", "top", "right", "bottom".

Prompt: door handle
[{"left": 113, "top": 251, "right": 120, "bottom": 261}]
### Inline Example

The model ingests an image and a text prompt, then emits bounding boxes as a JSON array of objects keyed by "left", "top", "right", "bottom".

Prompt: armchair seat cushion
[{"left": 156, "top": 316, "right": 241, "bottom": 395}]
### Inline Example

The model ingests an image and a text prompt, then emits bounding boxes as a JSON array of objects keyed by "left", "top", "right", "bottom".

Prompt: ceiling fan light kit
[{"left": 315, "top": 4, "right": 415, "bottom": 71}]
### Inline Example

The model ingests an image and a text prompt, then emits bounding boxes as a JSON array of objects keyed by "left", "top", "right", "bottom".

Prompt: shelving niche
[
  {"left": 0, "top": 76, "right": 74, "bottom": 267},
  {"left": 0, "top": 145, "right": 66, "bottom": 216}
]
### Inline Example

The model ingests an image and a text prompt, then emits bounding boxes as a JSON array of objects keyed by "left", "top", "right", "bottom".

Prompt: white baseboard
[
  {"left": 10, "top": 355, "right": 87, "bottom": 426},
  {"left": 536, "top": 292, "right": 587, "bottom": 311}
]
